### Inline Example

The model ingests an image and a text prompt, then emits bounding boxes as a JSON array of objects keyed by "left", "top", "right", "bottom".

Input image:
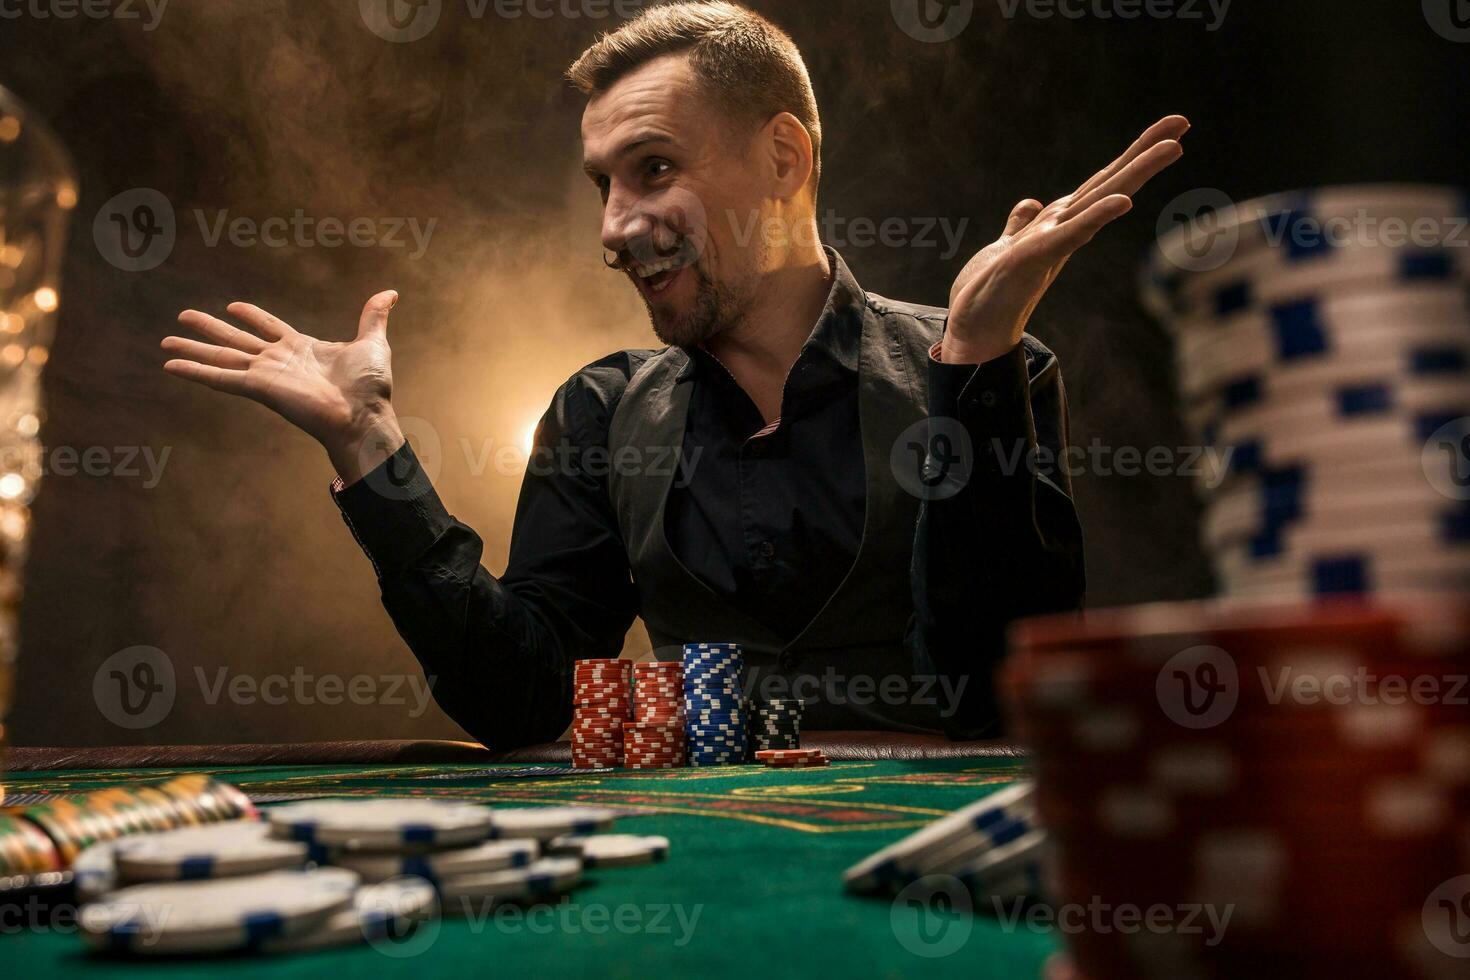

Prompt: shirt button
[
  {"left": 759, "top": 541, "right": 776, "bottom": 559},
  {"left": 980, "top": 390, "right": 998, "bottom": 408}
]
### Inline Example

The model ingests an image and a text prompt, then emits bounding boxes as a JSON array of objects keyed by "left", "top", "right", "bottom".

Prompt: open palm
[
  {"left": 161, "top": 291, "right": 403, "bottom": 481},
  {"left": 945, "top": 116, "right": 1189, "bottom": 364}
]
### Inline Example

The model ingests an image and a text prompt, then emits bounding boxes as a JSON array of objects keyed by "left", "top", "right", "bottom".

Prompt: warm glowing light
[
  {"left": 0, "top": 246, "right": 21, "bottom": 269},
  {"left": 33, "top": 287, "right": 58, "bottom": 313},
  {"left": 0, "top": 117, "right": 19, "bottom": 143},
  {"left": 56, "top": 184, "right": 78, "bottom": 210},
  {"left": 0, "top": 314, "right": 23, "bottom": 334},
  {"left": 522, "top": 422, "right": 538, "bottom": 453},
  {"left": 27, "top": 346, "right": 47, "bottom": 366},
  {"left": 15, "top": 414, "right": 38, "bottom": 437},
  {"left": 0, "top": 473, "right": 26, "bottom": 500},
  {"left": 1, "top": 345, "right": 23, "bottom": 367}
]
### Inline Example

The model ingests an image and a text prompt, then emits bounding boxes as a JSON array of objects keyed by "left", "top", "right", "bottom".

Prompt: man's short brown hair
[{"left": 567, "top": 1, "right": 822, "bottom": 192}]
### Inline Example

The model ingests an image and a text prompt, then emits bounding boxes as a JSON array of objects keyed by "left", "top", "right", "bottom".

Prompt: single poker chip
[
  {"left": 438, "top": 857, "right": 584, "bottom": 911},
  {"left": 488, "top": 807, "right": 618, "bottom": 841},
  {"left": 79, "top": 867, "right": 360, "bottom": 955},
  {"left": 546, "top": 834, "right": 669, "bottom": 867},
  {"left": 267, "top": 800, "right": 493, "bottom": 850},
  {"left": 72, "top": 839, "right": 120, "bottom": 902},
  {"left": 259, "top": 877, "right": 438, "bottom": 954},
  {"left": 842, "top": 781, "right": 1038, "bottom": 894},
  {"left": 756, "top": 749, "right": 823, "bottom": 761},
  {"left": 112, "top": 820, "right": 307, "bottom": 883},
  {"left": 764, "top": 758, "right": 828, "bottom": 768},
  {"left": 330, "top": 838, "right": 539, "bottom": 885}
]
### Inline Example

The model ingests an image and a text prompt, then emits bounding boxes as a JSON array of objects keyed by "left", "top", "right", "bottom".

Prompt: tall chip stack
[
  {"left": 570, "top": 658, "right": 631, "bottom": 770},
  {"left": 1142, "top": 185, "right": 1470, "bottom": 597},
  {"left": 1004, "top": 599, "right": 1470, "bottom": 980},
  {"left": 626, "top": 661, "right": 686, "bottom": 769},
  {"left": 681, "top": 643, "right": 748, "bottom": 765}
]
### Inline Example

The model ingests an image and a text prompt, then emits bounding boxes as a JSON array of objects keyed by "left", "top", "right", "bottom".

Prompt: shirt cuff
[
  {"left": 928, "top": 340, "right": 1033, "bottom": 478},
  {"left": 331, "top": 441, "right": 453, "bottom": 578}
]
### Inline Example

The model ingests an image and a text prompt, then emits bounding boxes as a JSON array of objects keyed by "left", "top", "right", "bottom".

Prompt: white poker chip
[
  {"left": 330, "top": 838, "right": 539, "bottom": 884},
  {"left": 112, "top": 820, "right": 308, "bottom": 883},
  {"left": 72, "top": 839, "right": 121, "bottom": 903},
  {"left": 843, "top": 781, "right": 1037, "bottom": 894},
  {"left": 487, "top": 806, "right": 618, "bottom": 841},
  {"left": 79, "top": 867, "right": 360, "bottom": 955},
  {"left": 546, "top": 834, "right": 669, "bottom": 868},
  {"left": 260, "top": 877, "right": 439, "bottom": 954},
  {"left": 267, "top": 799, "right": 493, "bottom": 850},
  {"left": 438, "top": 858, "right": 584, "bottom": 913}
]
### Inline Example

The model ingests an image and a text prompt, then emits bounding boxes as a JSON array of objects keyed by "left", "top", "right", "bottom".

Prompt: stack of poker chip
[
  {"left": 570, "top": 658, "right": 632, "bottom": 770},
  {"left": 748, "top": 697, "right": 803, "bottom": 751},
  {"left": 1004, "top": 598, "right": 1470, "bottom": 978},
  {"left": 1142, "top": 185, "right": 1470, "bottom": 597},
  {"left": 70, "top": 798, "right": 649, "bottom": 954},
  {"left": 843, "top": 781, "right": 1042, "bottom": 902},
  {"left": 681, "top": 643, "right": 748, "bottom": 765},
  {"left": 626, "top": 660, "right": 686, "bottom": 769}
]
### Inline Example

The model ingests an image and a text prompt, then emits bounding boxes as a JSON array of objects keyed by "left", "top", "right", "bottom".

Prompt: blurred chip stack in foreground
[
  {"left": 0, "top": 88, "right": 78, "bottom": 794},
  {"left": 1004, "top": 599, "right": 1470, "bottom": 979},
  {"left": 1143, "top": 185, "right": 1470, "bottom": 597}
]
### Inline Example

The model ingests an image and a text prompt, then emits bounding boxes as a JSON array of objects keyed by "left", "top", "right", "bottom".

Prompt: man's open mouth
[{"left": 631, "top": 246, "right": 697, "bottom": 295}]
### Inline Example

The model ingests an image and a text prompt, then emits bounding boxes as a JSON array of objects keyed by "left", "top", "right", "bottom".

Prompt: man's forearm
[
  {"left": 912, "top": 336, "right": 1086, "bottom": 737},
  {"left": 333, "top": 441, "right": 638, "bottom": 749}
]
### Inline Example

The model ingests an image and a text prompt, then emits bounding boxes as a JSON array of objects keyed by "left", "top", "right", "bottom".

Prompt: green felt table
[{"left": 3, "top": 755, "right": 1057, "bottom": 978}]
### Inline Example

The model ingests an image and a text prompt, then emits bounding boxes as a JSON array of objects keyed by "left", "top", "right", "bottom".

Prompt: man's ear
[{"left": 764, "top": 112, "right": 815, "bottom": 201}]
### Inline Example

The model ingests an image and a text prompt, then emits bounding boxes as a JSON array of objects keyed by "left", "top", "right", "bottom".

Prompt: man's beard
[{"left": 644, "top": 262, "right": 748, "bottom": 349}]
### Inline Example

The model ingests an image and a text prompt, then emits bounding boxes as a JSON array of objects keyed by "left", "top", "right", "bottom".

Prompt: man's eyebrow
[{"left": 582, "top": 132, "right": 679, "bottom": 177}]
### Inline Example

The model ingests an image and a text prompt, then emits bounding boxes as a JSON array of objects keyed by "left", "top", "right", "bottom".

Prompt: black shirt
[{"left": 333, "top": 251, "right": 1085, "bottom": 748}]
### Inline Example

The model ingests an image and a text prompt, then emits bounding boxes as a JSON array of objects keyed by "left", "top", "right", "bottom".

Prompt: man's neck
[{"left": 704, "top": 244, "right": 833, "bottom": 425}]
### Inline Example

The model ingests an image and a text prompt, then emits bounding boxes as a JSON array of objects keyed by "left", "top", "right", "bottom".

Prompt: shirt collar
[{"left": 677, "top": 247, "right": 865, "bottom": 382}]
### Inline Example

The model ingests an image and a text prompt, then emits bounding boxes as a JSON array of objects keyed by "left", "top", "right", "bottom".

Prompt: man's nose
[{"left": 601, "top": 190, "right": 655, "bottom": 256}]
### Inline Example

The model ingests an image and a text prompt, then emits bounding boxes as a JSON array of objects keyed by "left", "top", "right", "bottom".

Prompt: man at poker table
[{"left": 159, "top": 1, "right": 1186, "bottom": 749}]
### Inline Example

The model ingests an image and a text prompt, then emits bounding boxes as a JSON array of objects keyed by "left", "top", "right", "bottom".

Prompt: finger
[
  {"left": 1059, "top": 140, "right": 1182, "bottom": 222},
  {"left": 1072, "top": 115, "right": 1189, "bottom": 201},
  {"left": 225, "top": 302, "right": 294, "bottom": 341},
  {"left": 1003, "top": 200, "right": 1045, "bottom": 237},
  {"left": 160, "top": 335, "right": 254, "bottom": 371},
  {"left": 162, "top": 358, "right": 253, "bottom": 396},
  {"left": 357, "top": 290, "right": 398, "bottom": 341},
  {"left": 1044, "top": 194, "right": 1134, "bottom": 257},
  {"left": 177, "top": 309, "right": 269, "bottom": 354}
]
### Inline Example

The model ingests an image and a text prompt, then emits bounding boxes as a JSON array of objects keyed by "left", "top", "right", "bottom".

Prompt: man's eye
[{"left": 646, "top": 159, "right": 672, "bottom": 179}]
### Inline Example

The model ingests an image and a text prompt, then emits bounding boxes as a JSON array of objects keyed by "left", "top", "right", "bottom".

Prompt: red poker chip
[
  {"left": 764, "top": 758, "right": 829, "bottom": 768},
  {"left": 755, "top": 749, "right": 820, "bottom": 760}
]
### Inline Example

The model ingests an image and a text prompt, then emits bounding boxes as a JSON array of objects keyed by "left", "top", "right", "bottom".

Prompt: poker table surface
[{"left": 3, "top": 734, "right": 1054, "bottom": 979}]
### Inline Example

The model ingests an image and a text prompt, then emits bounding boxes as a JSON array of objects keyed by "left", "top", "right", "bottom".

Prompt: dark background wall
[{"left": 0, "top": 0, "right": 1463, "bottom": 745}]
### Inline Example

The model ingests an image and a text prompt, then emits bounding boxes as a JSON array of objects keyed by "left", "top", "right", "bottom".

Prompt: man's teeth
[{"left": 635, "top": 257, "right": 686, "bottom": 279}]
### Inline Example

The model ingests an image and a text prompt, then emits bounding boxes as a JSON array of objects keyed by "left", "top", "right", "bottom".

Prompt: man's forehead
[{"left": 580, "top": 54, "right": 705, "bottom": 164}]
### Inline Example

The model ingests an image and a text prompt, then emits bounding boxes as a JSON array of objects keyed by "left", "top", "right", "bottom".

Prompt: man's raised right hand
[{"left": 161, "top": 290, "right": 406, "bottom": 486}]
